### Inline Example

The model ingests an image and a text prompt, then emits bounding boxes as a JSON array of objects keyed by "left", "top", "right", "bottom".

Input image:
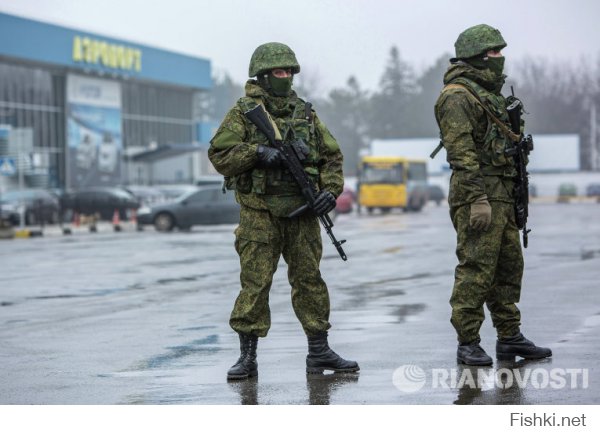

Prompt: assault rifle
[
  {"left": 244, "top": 105, "right": 348, "bottom": 261},
  {"left": 505, "top": 88, "right": 533, "bottom": 248}
]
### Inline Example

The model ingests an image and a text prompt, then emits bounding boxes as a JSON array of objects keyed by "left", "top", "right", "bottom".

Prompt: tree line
[{"left": 203, "top": 48, "right": 600, "bottom": 175}]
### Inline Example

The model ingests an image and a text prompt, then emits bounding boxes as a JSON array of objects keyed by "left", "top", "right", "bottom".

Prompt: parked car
[
  {"left": 154, "top": 184, "right": 198, "bottom": 202},
  {"left": 0, "top": 189, "right": 60, "bottom": 225},
  {"left": 529, "top": 183, "right": 538, "bottom": 198},
  {"left": 427, "top": 184, "right": 445, "bottom": 205},
  {"left": 195, "top": 176, "right": 224, "bottom": 186},
  {"left": 0, "top": 202, "right": 19, "bottom": 226},
  {"left": 123, "top": 185, "right": 167, "bottom": 207},
  {"left": 138, "top": 186, "right": 240, "bottom": 231},
  {"left": 335, "top": 186, "right": 355, "bottom": 214},
  {"left": 585, "top": 183, "right": 600, "bottom": 197},
  {"left": 557, "top": 183, "right": 577, "bottom": 203},
  {"left": 558, "top": 183, "right": 577, "bottom": 196},
  {"left": 65, "top": 187, "right": 140, "bottom": 220}
]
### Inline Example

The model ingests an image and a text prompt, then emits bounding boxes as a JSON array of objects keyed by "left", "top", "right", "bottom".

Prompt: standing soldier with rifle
[
  {"left": 209, "top": 42, "right": 358, "bottom": 380},
  {"left": 433, "top": 25, "right": 552, "bottom": 365}
]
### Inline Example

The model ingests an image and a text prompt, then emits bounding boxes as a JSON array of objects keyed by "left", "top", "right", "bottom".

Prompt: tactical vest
[
  {"left": 232, "top": 96, "right": 320, "bottom": 196},
  {"left": 441, "top": 77, "right": 518, "bottom": 178}
]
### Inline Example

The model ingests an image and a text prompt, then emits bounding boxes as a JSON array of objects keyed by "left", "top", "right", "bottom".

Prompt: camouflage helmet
[
  {"left": 248, "top": 42, "right": 301, "bottom": 77},
  {"left": 454, "top": 24, "right": 507, "bottom": 59}
]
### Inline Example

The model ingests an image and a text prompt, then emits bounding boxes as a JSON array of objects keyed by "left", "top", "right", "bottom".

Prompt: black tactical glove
[
  {"left": 256, "top": 145, "right": 282, "bottom": 168},
  {"left": 313, "top": 190, "right": 336, "bottom": 216}
]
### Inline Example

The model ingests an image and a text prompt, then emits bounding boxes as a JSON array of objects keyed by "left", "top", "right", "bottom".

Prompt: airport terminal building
[{"left": 0, "top": 12, "right": 213, "bottom": 190}]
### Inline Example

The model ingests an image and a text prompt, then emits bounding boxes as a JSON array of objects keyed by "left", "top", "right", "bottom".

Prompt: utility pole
[{"left": 16, "top": 130, "right": 25, "bottom": 228}]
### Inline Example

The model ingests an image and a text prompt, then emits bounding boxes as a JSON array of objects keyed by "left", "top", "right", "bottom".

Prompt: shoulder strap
[{"left": 442, "top": 84, "right": 521, "bottom": 142}]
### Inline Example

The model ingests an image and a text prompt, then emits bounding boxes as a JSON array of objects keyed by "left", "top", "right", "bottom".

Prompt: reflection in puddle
[
  {"left": 226, "top": 372, "right": 360, "bottom": 405},
  {"left": 307, "top": 372, "right": 360, "bottom": 405},
  {"left": 228, "top": 376, "right": 259, "bottom": 405},
  {"left": 453, "top": 359, "right": 555, "bottom": 405},
  {"left": 392, "top": 303, "right": 427, "bottom": 323}
]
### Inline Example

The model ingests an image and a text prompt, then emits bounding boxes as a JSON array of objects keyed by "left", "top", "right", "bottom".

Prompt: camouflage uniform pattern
[
  {"left": 209, "top": 80, "right": 343, "bottom": 337},
  {"left": 435, "top": 61, "right": 522, "bottom": 343},
  {"left": 230, "top": 206, "right": 330, "bottom": 336},
  {"left": 248, "top": 42, "right": 300, "bottom": 77},
  {"left": 454, "top": 24, "right": 507, "bottom": 60}
]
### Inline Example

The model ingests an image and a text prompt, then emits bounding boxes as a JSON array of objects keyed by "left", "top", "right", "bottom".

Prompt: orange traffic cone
[{"left": 112, "top": 209, "right": 122, "bottom": 232}]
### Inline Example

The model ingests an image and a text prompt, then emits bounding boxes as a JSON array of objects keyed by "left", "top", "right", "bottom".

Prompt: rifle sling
[
  {"left": 442, "top": 84, "right": 522, "bottom": 143},
  {"left": 251, "top": 97, "right": 282, "bottom": 141}
]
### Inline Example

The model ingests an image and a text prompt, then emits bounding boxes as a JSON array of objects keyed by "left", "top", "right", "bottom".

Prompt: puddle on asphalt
[
  {"left": 30, "top": 294, "right": 82, "bottom": 300},
  {"left": 156, "top": 274, "right": 207, "bottom": 285},
  {"left": 226, "top": 373, "right": 360, "bottom": 405},
  {"left": 453, "top": 358, "right": 554, "bottom": 405},
  {"left": 142, "top": 258, "right": 201, "bottom": 267},
  {"left": 27, "top": 287, "right": 127, "bottom": 300},
  {"left": 581, "top": 248, "right": 600, "bottom": 260},
  {"left": 343, "top": 273, "right": 434, "bottom": 292},
  {"left": 119, "top": 334, "right": 221, "bottom": 372},
  {"left": 554, "top": 311, "right": 600, "bottom": 344},
  {"left": 178, "top": 325, "right": 216, "bottom": 332},
  {"left": 306, "top": 372, "right": 360, "bottom": 405},
  {"left": 391, "top": 303, "right": 427, "bottom": 323}
]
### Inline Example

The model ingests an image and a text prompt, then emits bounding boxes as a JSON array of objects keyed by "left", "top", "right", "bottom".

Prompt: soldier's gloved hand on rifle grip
[
  {"left": 256, "top": 145, "right": 282, "bottom": 168},
  {"left": 469, "top": 195, "right": 492, "bottom": 231},
  {"left": 313, "top": 190, "right": 336, "bottom": 216}
]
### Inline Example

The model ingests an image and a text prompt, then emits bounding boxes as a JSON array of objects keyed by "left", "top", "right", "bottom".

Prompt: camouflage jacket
[
  {"left": 209, "top": 80, "right": 344, "bottom": 217},
  {"left": 434, "top": 62, "right": 519, "bottom": 207}
]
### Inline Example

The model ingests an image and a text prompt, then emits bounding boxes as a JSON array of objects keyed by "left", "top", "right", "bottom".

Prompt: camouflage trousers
[
  {"left": 450, "top": 201, "right": 523, "bottom": 343},
  {"left": 229, "top": 206, "right": 331, "bottom": 337}
]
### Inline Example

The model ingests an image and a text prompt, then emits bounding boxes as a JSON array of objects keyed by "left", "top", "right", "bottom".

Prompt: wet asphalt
[{"left": 1, "top": 202, "right": 599, "bottom": 404}]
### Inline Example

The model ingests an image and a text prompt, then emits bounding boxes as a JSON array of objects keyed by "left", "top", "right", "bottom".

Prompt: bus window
[{"left": 360, "top": 164, "right": 403, "bottom": 184}]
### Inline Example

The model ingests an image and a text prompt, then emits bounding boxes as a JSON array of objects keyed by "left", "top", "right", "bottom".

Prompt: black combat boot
[
  {"left": 457, "top": 339, "right": 493, "bottom": 366},
  {"left": 496, "top": 333, "right": 552, "bottom": 361},
  {"left": 306, "top": 331, "right": 360, "bottom": 374},
  {"left": 227, "top": 333, "right": 258, "bottom": 380}
]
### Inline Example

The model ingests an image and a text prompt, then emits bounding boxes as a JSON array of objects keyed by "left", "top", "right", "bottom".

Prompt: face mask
[
  {"left": 268, "top": 75, "right": 293, "bottom": 97},
  {"left": 486, "top": 56, "right": 505, "bottom": 78}
]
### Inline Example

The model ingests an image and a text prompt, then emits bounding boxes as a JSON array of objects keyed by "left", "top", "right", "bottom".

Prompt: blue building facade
[{"left": 0, "top": 12, "right": 212, "bottom": 189}]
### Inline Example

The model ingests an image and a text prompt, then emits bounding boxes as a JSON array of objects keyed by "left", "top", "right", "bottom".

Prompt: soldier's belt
[{"left": 480, "top": 167, "right": 515, "bottom": 177}]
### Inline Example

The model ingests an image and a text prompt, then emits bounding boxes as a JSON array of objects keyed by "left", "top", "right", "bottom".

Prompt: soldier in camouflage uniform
[
  {"left": 209, "top": 42, "right": 359, "bottom": 380},
  {"left": 434, "top": 25, "right": 552, "bottom": 365}
]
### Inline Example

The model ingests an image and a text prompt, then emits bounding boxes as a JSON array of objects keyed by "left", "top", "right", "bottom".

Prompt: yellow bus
[{"left": 357, "top": 156, "right": 428, "bottom": 213}]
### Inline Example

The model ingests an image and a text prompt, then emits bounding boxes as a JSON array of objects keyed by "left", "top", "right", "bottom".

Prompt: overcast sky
[{"left": 1, "top": 0, "right": 599, "bottom": 92}]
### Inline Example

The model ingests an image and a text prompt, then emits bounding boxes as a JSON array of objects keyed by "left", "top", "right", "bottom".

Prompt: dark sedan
[
  {"left": 0, "top": 202, "right": 19, "bottom": 226},
  {"left": 0, "top": 189, "right": 60, "bottom": 225},
  {"left": 138, "top": 186, "right": 240, "bottom": 231},
  {"left": 586, "top": 183, "right": 600, "bottom": 197},
  {"left": 65, "top": 187, "right": 140, "bottom": 220},
  {"left": 427, "top": 184, "right": 446, "bottom": 205}
]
